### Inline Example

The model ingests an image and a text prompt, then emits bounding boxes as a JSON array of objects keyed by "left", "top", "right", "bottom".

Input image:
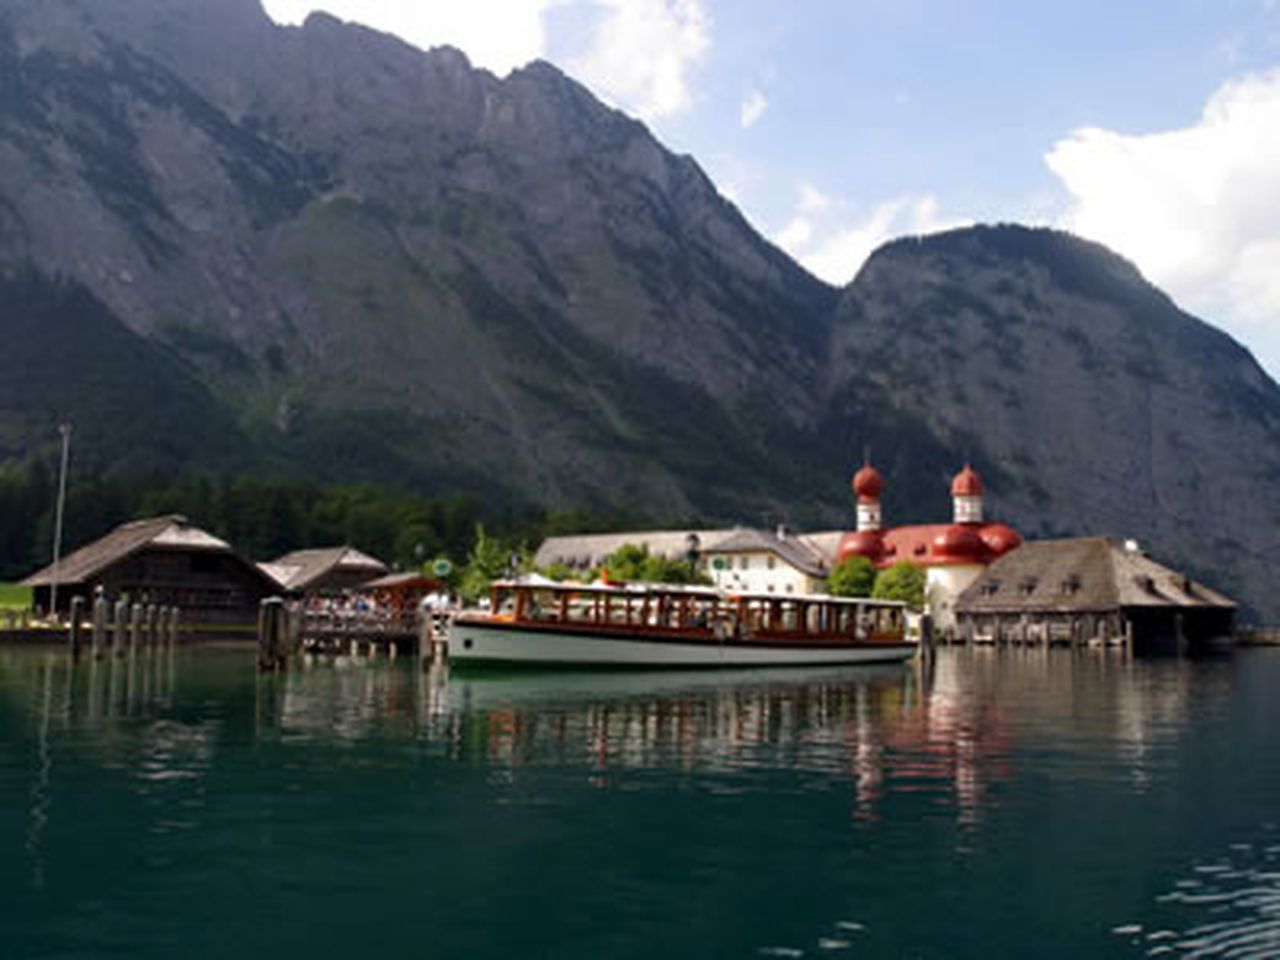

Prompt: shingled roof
[
  {"left": 956, "top": 537, "right": 1236, "bottom": 614},
  {"left": 534, "top": 530, "right": 727, "bottom": 570},
  {"left": 708, "top": 527, "right": 830, "bottom": 577},
  {"left": 259, "top": 546, "right": 388, "bottom": 592},
  {"left": 22, "top": 515, "right": 234, "bottom": 587}
]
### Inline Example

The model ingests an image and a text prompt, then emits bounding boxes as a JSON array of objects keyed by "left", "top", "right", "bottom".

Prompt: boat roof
[
  {"left": 492, "top": 580, "right": 906, "bottom": 607},
  {"left": 727, "top": 590, "right": 907, "bottom": 608},
  {"left": 492, "top": 579, "right": 722, "bottom": 598}
]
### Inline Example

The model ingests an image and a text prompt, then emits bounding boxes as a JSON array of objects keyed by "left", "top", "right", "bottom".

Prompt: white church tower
[
  {"left": 853, "top": 462, "right": 884, "bottom": 532},
  {"left": 952, "top": 464, "right": 984, "bottom": 524}
]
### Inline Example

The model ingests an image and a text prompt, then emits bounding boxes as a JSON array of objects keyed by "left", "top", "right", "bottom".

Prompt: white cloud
[
  {"left": 798, "top": 181, "right": 830, "bottom": 214},
  {"left": 569, "top": 0, "right": 710, "bottom": 121},
  {"left": 260, "top": 0, "right": 558, "bottom": 76},
  {"left": 741, "top": 89, "right": 768, "bottom": 129},
  {"left": 1047, "top": 67, "right": 1280, "bottom": 375},
  {"left": 262, "top": 1, "right": 711, "bottom": 122},
  {"left": 774, "top": 216, "right": 813, "bottom": 251},
  {"left": 772, "top": 185, "right": 967, "bottom": 286}
]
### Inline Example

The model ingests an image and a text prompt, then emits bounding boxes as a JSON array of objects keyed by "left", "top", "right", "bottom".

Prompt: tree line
[
  {"left": 0, "top": 460, "right": 636, "bottom": 583},
  {"left": 0, "top": 457, "right": 928, "bottom": 609}
]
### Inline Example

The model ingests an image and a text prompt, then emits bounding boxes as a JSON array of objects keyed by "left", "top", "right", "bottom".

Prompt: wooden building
[
  {"left": 259, "top": 546, "right": 388, "bottom": 595},
  {"left": 22, "top": 515, "right": 276, "bottom": 623},
  {"left": 953, "top": 537, "right": 1236, "bottom": 649}
]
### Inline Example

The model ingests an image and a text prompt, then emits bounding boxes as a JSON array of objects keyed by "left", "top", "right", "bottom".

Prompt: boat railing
[{"left": 479, "top": 582, "right": 907, "bottom": 643}]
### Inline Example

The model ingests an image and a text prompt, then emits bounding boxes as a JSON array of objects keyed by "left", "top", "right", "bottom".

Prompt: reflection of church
[{"left": 837, "top": 462, "right": 1023, "bottom": 633}]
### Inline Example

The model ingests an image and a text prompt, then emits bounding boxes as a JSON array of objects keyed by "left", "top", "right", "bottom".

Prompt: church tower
[{"left": 952, "top": 465, "right": 984, "bottom": 524}]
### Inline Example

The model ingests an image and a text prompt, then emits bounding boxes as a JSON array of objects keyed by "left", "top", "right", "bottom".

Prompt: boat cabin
[{"left": 485, "top": 581, "right": 906, "bottom": 644}]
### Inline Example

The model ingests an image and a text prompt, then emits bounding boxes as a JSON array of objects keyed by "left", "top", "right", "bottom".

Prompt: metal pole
[{"left": 49, "top": 423, "right": 72, "bottom": 619}]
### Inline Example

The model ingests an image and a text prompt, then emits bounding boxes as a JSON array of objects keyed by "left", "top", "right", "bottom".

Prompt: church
[{"left": 834, "top": 461, "right": 1024, "bottom": 634}]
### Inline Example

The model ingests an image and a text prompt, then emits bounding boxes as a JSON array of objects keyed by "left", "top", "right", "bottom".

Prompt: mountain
[
  {"left": 0, "top": 0, "right": 834, "bottom": 514},
  {"left": 0, "top": 0, "right": 1276, "bottom": 616},
  {"left": 825, "top": 227, "right": 1280, "bottom": 614}
]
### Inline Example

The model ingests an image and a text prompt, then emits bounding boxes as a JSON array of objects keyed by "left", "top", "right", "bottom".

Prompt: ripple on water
[{"left": 1136, "top": 835, "right": 1280, "bottom": 958}]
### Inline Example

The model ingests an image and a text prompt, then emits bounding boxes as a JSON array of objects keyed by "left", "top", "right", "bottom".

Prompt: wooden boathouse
[
  {"left": 952, "top": 537, "right": 1237, "bottom": 650},
  {"left": 22, "top": 515, "right": 276, "bottom": 625},
  {"left": 259, "top": 546, "right": 388, "bottom": 595}
]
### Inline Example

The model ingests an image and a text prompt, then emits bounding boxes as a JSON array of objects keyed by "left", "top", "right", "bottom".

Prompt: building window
[
  {"left": 1019, "top": 577, "right": 1037, "bottom": 596},
  {"left": 767, "top": 556, "right": 776, "bottom": 570},
  {"left": 785, "top": 584, "right": 793, "bottom": 594},
  {"left": 740, "top": 557, "right": 750, "bottom": 571}
]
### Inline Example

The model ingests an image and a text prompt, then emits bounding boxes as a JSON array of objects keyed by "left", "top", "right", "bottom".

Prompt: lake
[{"left": 1, "top": 645, "right": 1278, "bottom": 958}]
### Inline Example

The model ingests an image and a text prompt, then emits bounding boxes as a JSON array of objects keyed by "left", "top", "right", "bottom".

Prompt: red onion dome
[
  {"left": 951, "top": 464, "right": 984, "bottom": 497},
  {"left": 852, "top": 464, "right": 884, "bottom": 501},
  {"left": 979, "top": 523, "right": 1022, "bottom": 556},
  {"left": 838, "top": 529, "right": 885, "bottom": 565},
  {"left": 931, "top": 524, "right": 989, "bottom": 562}
]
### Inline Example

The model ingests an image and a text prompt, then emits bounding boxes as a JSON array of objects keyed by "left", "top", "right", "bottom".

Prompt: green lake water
[{"left": 1, "top": 645, "right": 1278, "bottom": 958}]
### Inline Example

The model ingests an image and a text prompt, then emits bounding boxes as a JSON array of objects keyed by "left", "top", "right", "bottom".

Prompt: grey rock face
[{"left": 828, "top": 226, "right": 1280, "bottom": 616}]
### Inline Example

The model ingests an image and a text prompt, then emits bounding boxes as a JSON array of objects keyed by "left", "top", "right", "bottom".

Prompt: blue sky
[{"left": 261, "top": 0, "right": 1280, "bottom": 377}]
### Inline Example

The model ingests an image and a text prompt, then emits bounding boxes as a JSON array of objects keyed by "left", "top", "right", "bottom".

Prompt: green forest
[{"left": 0, "top": 457, "right": 639, "bottom": 584}]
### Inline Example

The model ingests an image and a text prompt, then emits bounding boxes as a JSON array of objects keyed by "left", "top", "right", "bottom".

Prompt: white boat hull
[{"left": 446, "top": 622, "right": 916, "bottom": 668}]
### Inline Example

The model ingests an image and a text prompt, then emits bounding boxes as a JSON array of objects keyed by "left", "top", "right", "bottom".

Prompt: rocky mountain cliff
[
  {"left": 826, "top": 228, "right": 1280, "bottom": 615},
  {"left": 0, "top": 0, "right": 1276, "bottom": 615}
]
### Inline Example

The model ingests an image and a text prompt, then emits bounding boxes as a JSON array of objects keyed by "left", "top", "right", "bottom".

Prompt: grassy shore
[{"left": 0, "top": 583, "right": 31, "bottom": 611}]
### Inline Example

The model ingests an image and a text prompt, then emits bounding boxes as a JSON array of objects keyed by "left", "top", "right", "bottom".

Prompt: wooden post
[
  {"left": 92, "top": 589, "right": 107, "bottom": 660},
  {"left": 113, "top": 598, "right": 128, "bottom": 658},
  {"left": 68, "top": 596, "right": 84, "bottom": 660},
  {"left": 258, "top": 597, "right": 285, "bottom": 671},
  {"left": 920, "top": 612, "right": 935, "bottom": 655},
  {"left": 418, "top": 612, "right": 432, "bottom": 665},
  {"left": 129, "top": 603, "right": 142, "bottom": 655},
  {"left": 287, "top": 603, "right": 302, "bottom": 658}
]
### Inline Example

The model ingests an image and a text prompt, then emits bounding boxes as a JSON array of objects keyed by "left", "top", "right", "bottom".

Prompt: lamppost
[
  {"left": 684, "top": 532, "right": 701, "bottom": 582},
  {"left": 49, "top": 422, "right": 72, "bottom": 619}
]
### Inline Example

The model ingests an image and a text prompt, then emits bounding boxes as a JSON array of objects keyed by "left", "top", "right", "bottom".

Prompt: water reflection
[
  {"left": 0, "top": 644, "right": 1262, "bottom": 957},
  {"left": 0, "top": 644, "right": 1223, "bottom": 843}
]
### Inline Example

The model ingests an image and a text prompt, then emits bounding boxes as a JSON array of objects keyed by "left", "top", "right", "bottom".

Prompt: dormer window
[
  {"left": 981, "top": 580, "right": 1000, "bottom": 597},
  {"left": 1019, "top": 577, "right": 1038, "bottom": 596},
  {"left": 1061, "top": 574, "right": 1081, "bottom": 596}
]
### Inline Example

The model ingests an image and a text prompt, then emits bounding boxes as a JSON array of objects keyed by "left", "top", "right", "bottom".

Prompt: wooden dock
[{"left": 256, "top": 600, "right": 451, "bottom": 669}]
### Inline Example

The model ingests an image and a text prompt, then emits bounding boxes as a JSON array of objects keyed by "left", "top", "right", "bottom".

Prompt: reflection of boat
[
  {"left": 444, "top": 662, "right": 913, "bottom": 710},
  {"left": 448, "top": 581, "right": 915, "bottom": 667}
]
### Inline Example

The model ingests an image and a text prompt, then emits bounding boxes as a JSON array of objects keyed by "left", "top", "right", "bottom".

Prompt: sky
[{"left": 260, "top": 0, "right": 1280, "bottom": 378}]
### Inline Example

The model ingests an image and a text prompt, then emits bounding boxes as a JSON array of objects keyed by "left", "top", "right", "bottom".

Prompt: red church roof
[
  {"left": 838, "top": 522, "right": 1022, "bottom": 569},
  {"left": 852, "top": 464, "right": 884, "bottom": 501},
  {"left": 951, "top": 465, "right": 984, "bottom": 496}
]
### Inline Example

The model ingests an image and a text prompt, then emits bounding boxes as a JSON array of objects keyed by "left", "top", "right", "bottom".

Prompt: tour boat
[{"left": 446, "top": 580, "right": 916, "bottom": 668}]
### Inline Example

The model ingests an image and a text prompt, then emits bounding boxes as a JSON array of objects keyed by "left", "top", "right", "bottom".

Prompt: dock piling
[
  {"left": 129, "top": 603, "right": 142, "bottom": 656},
  {"left": 112, "top": 598, "right": 128, "bottom": 658},
  {"left": 91, "top": 589, "right": 107, "bottom": 660},
  {"left": 258, "top": 597, "right": 286, "bottom": 671},
  {"left": 68, "top": 596, "right": 84, "bottom": 660}
]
